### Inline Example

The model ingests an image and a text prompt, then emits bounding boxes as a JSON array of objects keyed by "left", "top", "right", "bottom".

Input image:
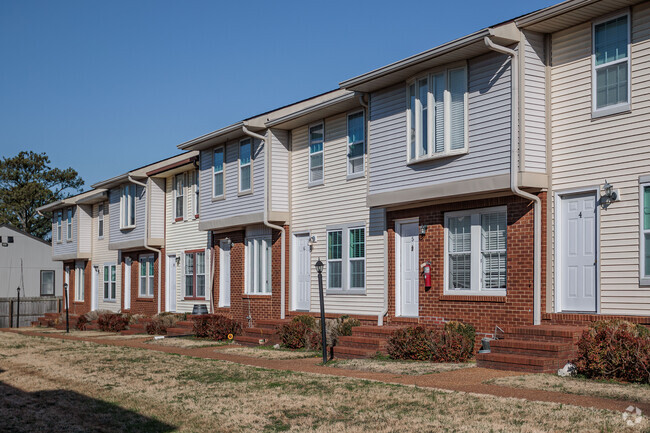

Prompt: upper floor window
[
  {"left": 66, "top": 208, "right": 73, "bottom": 241},
  {"left": 121, "top": 184, "right": 136, "bottom": 229},
  {"left": 98, "top": 203, "right": 104, "bottom": 239},
  {"left": 174, "top": 173, "right": 184, "bottom": 220},
  {"left": 184, "top": 250, "right": 206, "bottom": 298},
  {"left": 347, "top": 111, "right": 365, "bottom": 176},
  {"left": 193, "top": 170, "right": 199, "bottom": 216},
  {"left": 213, "top": 147, "right": 225, "bottom": 199},
  {"left": 239, "top": 139, "right": 252, "bottom": 193},
  {"left": 309, "top": 123, "right": 324, "bottom": 184},
  {"left": 444, "top": 206, "right": 507, "bottom": 296},
  {"left": 593, "top": 14, "right": 630, "bottom": 116},
  {"left": 56, "top": 211, "right": 62, "bottom": 243},
  {"left": 407, "top": 65, "right": 468, "bottom": 163}
]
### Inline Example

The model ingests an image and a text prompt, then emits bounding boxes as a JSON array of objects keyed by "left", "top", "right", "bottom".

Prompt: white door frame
[
  {"left": 554, "top": 187, "right": 600, "bottom": 314},
  {"left": 219, "top": 240, "right": 231, "bottom": 308},
  {"left": 291, "top": 231, "right": 311, "bottom": 311},
  {"left": 91, "top": 266, "right": 98, "bottom": 311},
  {"left": 166, "top": 254, "right": 177, "bottom": 312},
  {"left": 124, "top": 257, "right": 131, "bottom": 311},
  {"left": 395, "top": 217, "right": 419, "bottom": 317}
]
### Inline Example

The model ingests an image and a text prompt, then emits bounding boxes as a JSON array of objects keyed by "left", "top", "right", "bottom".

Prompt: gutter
[
  {"left": 128, "top": 175, "right": 163, "bottom": 314},
  {"left": 241, "top": 125, "right": 287, "bottom": 320},
  {"left": 484, "top": 36, "right": 542, "bottom": 326}
]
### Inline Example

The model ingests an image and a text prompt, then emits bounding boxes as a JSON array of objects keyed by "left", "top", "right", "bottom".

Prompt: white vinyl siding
[
  {"left": 245, "top": 236, "right": 271, "bottom": 294},
  {"left": 347, "top": 111, "right": 365, "bottom": 176},
  {"left": 174, "top": 173, "right": 184, "bottom": 219},
  {"left": 98, "top": 204, "right": 104, "bottom": 239},
  {"left": 239, "top": 138, "right": 252, "bottom": 193},
  {"left": 139, "top": 255, "right": 154, "bottom": 297},
  {"left": 74, "top": 261, "right": 84, "bottom": 301},
  {"left": 309, "top": 123, "right": 324, "bottom": 185},
  {"left": 213, "top": 146, "right": 225, "bottom": 198},
  {"left": 103, "top": 264, "right": 116, "bottom": 301},
  {"left": 93, "top": 201, "right": 120, "bottom": 311},
  {"left": 407, "top": 65, "right": 468, "bottom": 163},
  {"left": 444, "top": 206, "right": 507, "bottom": 296},
  {"left": 593, "top": 13, "right": 630, "bottom": 116},
  {"left": 120, "top": 184, "right": 136, "bottom": 229}
]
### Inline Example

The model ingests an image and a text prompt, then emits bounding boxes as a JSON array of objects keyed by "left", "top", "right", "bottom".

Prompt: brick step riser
[
  {"left": 489, "top": 348, "right": 577, "bottom": 359},
  {"left": 337, "top": 342, "right": 386, "bottom": 351},
  {"left": 235, "top": 335, "right": 277, "bottom": 346},
  {"left": 505, "top": 334, "right": 579, "bottom": 344}
]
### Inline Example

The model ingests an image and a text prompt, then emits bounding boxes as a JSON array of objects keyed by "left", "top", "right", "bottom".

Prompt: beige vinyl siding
[
  {"left": 523, "top": 30, "right": 547, "bottom": 173},
  {"left": 165, "top": 172, "right": 210, "bottom": 314},
  {"left": 150, "top": 178, "right": 165, "bottom": 239},
  {"left": 290, "top": 112, "right": 385, "bottom": 316},
  {"left": 91, "top": 202, "right": 120, "bottom": 312},
  {"left": 550, "top": 2, "right": 650, "bottom": 315},
  {"left": 77, "top": 204, "right": 92, "bottom": 254},
  {"left": 270, "top": 129, "right": 290, "bottom": 213}
]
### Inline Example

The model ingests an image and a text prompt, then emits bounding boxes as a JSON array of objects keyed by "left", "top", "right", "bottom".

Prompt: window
[
  {"left": 56, "top": 211, "right": 62, "bottom": 243},
  {"left": 7, "top": 236, "right": 12, "bottom": 243},
  {"left": 103, "top": 264, "right": 116, "bottom": 300},
  {"left": 239, "top": 139, "right": 252, "bottom": 192},
  {"left": 121, "top": 184, "right": 136, "bottom": 228},
  {"left": 444, "top": 207, "right": 507, "bottom": 295},
  {"left": 245, "top": 237, "right": 272, "bottom": 294},
  {"left": 174, "top": 173, "right": 184, "bottom": 220},
  {"left": 193, "top": 170, "right": 199, "bottom": 216},
  {"left": 75, "top": 262, "right": 85, "bottom": 302},
  {"left": 139, "top": 255, "right": 154, "bottom": 297},
  {"left": 327, "top": 225, "right": 366, "bottom": 292},
  {"left": 407, "top": 65, "right": 468, "bottom": 162},
  {"left": 347, "top": 111, "right": 365, "bottom": 176},
  {"left": 66, "top": 208, "right": 73, "bottom": 241},
  {"left": 593, "top": 14, "right": 630, "bottom": 116},
  {"left": 213, "top": 147, "right": 225, "bottom": 198},
  {"left": 309, "top": 123, "right": 324, "bottom": 184},
  {"left": 640, "top": 183, "right": 650, "bottom": 283},
  {"left": 40, "top": 270, "right": 55, "bottom": 296},
  {"left": 184, "top": 251, "right": 206, "bottom": 298},
  {"left": 98, "top": 204, "right": 104, "bottom": 239}
]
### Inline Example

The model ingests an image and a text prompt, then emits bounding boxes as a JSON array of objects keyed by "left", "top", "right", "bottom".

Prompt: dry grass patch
[
  {"left": 146, "top": 337, "right": 229, "bottom": 348},
  {"left": 488, "top": 373, "right": 650, "bottom": 404},
  {"left": 327, "top": 358, "right": 475, "bottom": 375},
  {"left": 217, "top": 345, "right": 320, "bottom": 360},
  {"left": 0, "top": 331, "right": 646, "bottom": 433}
]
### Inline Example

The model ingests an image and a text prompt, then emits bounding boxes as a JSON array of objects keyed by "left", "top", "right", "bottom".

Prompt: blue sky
[{"left": 0, "top": 0, "right": 557, "bottom": 189}]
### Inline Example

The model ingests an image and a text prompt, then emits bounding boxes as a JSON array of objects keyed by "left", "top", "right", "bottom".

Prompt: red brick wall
[
  {"left": 66, "top": 260, "right": 92, "bottom": 316},
  {"left": 121, "top": 250, "right": 163, "bottom": 316},
  {"left": 212, "top": 226, "right": 289, "bottom": 328},
  {"left": 386, "top": 193, "right": 547, "bottom": 339}
]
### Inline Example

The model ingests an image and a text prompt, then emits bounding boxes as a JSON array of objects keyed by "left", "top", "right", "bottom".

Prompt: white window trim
[
  {"left": 219, "top": 239, "right": 231, "bottom": 307},
  {"left": 443, "top": 206, "right": 507, "bottom": 296},
  {"left": 174, "top": 173, "right": 185, "bottom": 220},
  {"left": 75, "top": 262, "right": 85, "bottom": 302},
  {"left": 120, "top": 184, "right": 136, "bottom": 229},
  {"left": 212, "top": 146, "right": 225, "bottom": 200},
  {"left": 56, "top": 211, "right": 62, "bottom": 244},
  {"left": 326, "top": 223, "right": 366, "bottom": 295},
  {"left": 183, "top": 250, "right": 206, "bottom": 299},
  {"left": 347, "top": 110, "right": 365, "bottom": 179},
  {"left": 239, "top": 138, "right": 252, "bottom": 194},
  {"left": 406, "top": 63, "right": 469, "bottom": 164},
  {"left": 98, "top": 203, "right": 104, "bottom": 240},
  {"left": 308, "top": 122, "right": 325, "bottom": 187},
  {"left": 66, "top": 208, "right": 73, "bottom": 242},
  {"left": 139, "top": 254, "right": 155, "bottom": 297},
  {"left": 103, "top": 263, "right": 117, "bottom": 301},
  {"left": 244, "top": 235, "right": 272, "bottom": 295},
  {"left": 639, "top": 179, "right": 650, "bottom": 285},
  {"left": 193, "top": 169, "right": 199, "bottom": 217},
  {"left": 591, "top": 11, "right": 631, "bottom": 118}
]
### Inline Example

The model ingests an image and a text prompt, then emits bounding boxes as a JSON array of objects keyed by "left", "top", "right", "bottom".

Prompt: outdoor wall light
[
  {"left": 315, "top": 258, "right": 324, "bottom": 274},
  {"left": 600, "top": 180, "right": 620, "bottom": 209},
  {"left": 419, "top": 224, "right": 428, "bottom": 236},
  {"left": 224, "top": 237, "right": 232, "bottom": 246}
]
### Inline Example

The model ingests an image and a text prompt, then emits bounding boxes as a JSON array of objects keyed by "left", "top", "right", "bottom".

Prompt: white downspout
[
  {"left": 128, "top": 175, "right": 163, "bottom": 314},
  {"left": 484, "top": 36, "right": 542, "bottom": 326},
  {"left": 242, "top": 125, "right": 287, "bottom": 320}
]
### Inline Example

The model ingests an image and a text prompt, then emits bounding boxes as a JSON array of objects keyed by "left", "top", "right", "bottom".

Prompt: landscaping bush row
[
  {"left": 193, "top": 314, "right": 241, "bottom": 341},
  {"left": 387, "top": 322, "right": 476, "bottom": 363},
  {"left": 572, "top": 320, "right": 650, "bottom": 384},
  {"left": 278, "top": 315, "right": 361, "bottom": 350},
  {"left": 146, "top": 312, "right": 188, "bottom": 335}
]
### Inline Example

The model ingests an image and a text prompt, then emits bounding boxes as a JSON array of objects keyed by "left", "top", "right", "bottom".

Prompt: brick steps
[
  {"left": 477, "top": 325, "right": 586, "bottom": 373},
  {"left": 333, "top": 325, "right": 403, "bottom": 359},
  {"left": 333, "top": 346, "right": 382, "bottom": 359},
  {"left": 337, "top": 336, "right": 388, "bottom": 351}
]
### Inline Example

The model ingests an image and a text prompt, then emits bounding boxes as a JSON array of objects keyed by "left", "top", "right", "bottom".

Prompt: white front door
[
  {"left": 124, "top": 258, "right": 131, "bottom": 310},
  {"left": 91, "top": 267, "right": 98, "bottom": 311},
  {"left": 219, "top": 240, "right": 231, "bottom": 307},
  {"left": 292, "top": 234, "right": 311, "bottom": 311},
  {"left": 166, "top": 254, "right": 177, "bottom": 312},
  {"left": 398, "top": 221, "right": 419, "bottom": 317},
  {"left": 560, "top": 193, "right": 597, "bottom": 312}
]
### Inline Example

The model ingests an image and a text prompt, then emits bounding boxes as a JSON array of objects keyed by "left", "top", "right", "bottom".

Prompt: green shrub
[
  {"left": 387, "top": 323, "right": 476, "bottom": 363},
  {"left": 572, "top": 320, "right": 650, "bottom": 384},
  {"left": 192, "top": 314, "right": 241, "bottom": 341},
  {"left": 444, "top": 321, "right": 476, "bottom": 354}
]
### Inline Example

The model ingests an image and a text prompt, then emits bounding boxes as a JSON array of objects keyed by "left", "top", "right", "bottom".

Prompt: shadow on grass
[{"left": 0, "top": 381, "right": 176, "bottom": 433}]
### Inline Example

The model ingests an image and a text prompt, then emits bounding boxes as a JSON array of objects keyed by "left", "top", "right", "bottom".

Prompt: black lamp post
[
  {"left": 315, "top": 259, "right": 327, "bottom": 364},
  {"left": 64, "top": 283, "right": 69, "bottom": 333},
  {"left": 16, "top": 287, "right": 20, "bottom": 328}
]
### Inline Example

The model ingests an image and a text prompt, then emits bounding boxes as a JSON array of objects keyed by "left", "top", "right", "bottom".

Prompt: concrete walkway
[{"left": 4, "top": 328, "right": 648, "bottom": 415}]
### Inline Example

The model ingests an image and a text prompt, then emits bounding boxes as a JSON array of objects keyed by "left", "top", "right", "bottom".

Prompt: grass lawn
[
  {"left": 145, "top": 336, "right": 230, "bottom": 349},
  {"left": 488, "top": 374, "right": 650, "bottom": 405},
  {"left": 217, "top": 345, "right": 321, "bottom": 360},
  {"left": 326, "top": 357, "right": 475, "bottom": 375},
  {"left": 0, "top": 331, "right": 646, "bottom": 432}
]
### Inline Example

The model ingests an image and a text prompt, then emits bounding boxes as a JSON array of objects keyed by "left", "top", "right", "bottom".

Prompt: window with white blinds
[
  {"left": 445, "top": 207, "right": 507, "bottom": 295},
  {"left": 309, "top": 123, "right": 324, "bottom": 184},
  {"left": 326, "top": 225, "right": 366, "bottom": 293},
  {"left": 407, "top": 64, "right": 468, "bottom": 162}
]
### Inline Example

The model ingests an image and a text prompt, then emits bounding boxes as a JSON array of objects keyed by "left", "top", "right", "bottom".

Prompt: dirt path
[{"left": 6, "top": 328, "right": 648, "bottom": 415}]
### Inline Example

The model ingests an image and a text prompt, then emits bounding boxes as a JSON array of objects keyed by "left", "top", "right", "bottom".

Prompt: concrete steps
[{"left": 476, "top": 325, "right": 587, "bottom": 373}]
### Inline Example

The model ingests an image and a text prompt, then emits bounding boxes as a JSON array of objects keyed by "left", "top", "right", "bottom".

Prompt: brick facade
[
  {"left": 212, "top": 225, "right": 290, "bottom": 328},
  {"left": 385, "top": 193, "right": 547, "bottom": 339},
  {"left": 121, "top": 250, "right": 164, "bottom": 316},
  {"left": 64, "top": 259, "right": 92, "bottom": 316}
]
